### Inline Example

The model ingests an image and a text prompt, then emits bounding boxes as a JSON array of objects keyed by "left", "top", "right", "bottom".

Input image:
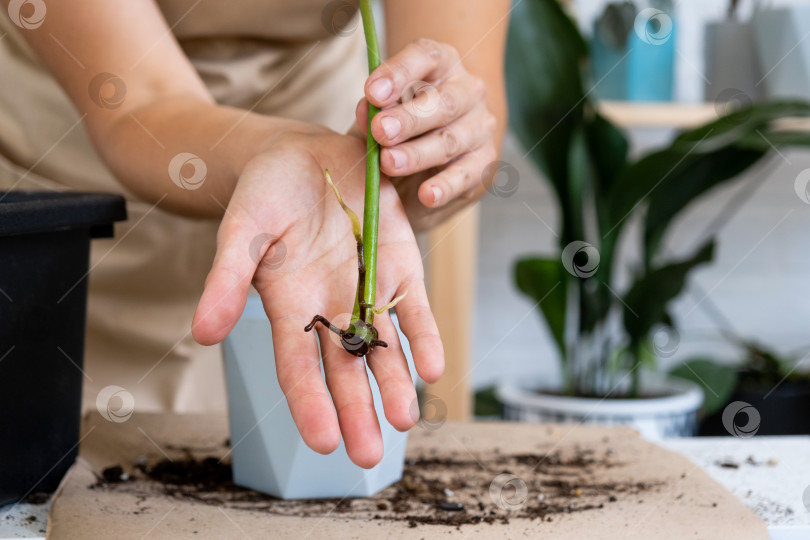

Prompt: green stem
[
  {"left": 629, "top": 342, "right": 641, "bottom": 398},
  {"left": 359, "top": 0, "right": 381, "bottom": 325}
]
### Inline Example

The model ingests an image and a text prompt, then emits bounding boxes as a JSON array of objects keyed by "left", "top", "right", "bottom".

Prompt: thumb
[{"left": 192, "top": 217, "right": 266, "bottom": 345}]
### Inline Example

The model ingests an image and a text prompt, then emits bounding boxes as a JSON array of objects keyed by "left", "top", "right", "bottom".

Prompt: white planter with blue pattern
[{"left": 496, "top": 374, "right": 703, "bottom": 440}]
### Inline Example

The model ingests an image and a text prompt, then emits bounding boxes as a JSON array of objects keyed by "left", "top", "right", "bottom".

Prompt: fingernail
[
  {"left": 431, "top": 186, "right": 442, "bottom": 205},
  {"left": 380, "top": 116, "right": 401, "bottom": 139},
  {"left": 369, "top": 78, "right": 393, "bottom": 101},
  {"left": 388, "top": 148, "right": 407, "bottom": 169}
]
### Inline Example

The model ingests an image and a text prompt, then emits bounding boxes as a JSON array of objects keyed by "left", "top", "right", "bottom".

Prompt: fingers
[
  {"left": 192, "top": 217, "right": 260, "bottom": 345},
  {"left": 419, "top": 139, "right": 497, "bottom": 209},
  {"left": 365, "top": 38, "right": 460, "bottom": 108},
  {"left": 392, "top": 278, "right": 444, "bottom": 384},
  {"left": 364, "top": 312, "right": 418, "bottom": 432},
  {"left": 271, "top": 314, "right": 341, "bottom": 455},
  {"left": 379, "top": 104, "right": 494, "bottom": 178},
  {"left": 318, "top": 325, "right": 383, "bottom": 469},
  {"left": 370, "top": 77, "right": 485, "bottom": 147}
]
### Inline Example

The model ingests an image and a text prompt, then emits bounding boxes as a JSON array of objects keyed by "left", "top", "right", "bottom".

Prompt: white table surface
[
  {"left": 660, "top": 436, "right": 810, "bottom": 540},
  {"left": 2, "top": 436, "right": 809, "bottom": 539}
]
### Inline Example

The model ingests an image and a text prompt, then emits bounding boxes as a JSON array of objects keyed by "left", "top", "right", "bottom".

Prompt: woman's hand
[
  {"left": 191, "top": 128, "right": 444, "bottom": 468},
  {"left": 355, "top": 38, "right": 499, "bottom": 229}
]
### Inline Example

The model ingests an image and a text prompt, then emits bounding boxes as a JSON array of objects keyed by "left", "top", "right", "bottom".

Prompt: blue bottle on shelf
[{"left": 627, "top": 17, "right": 676, "bottom": 101}]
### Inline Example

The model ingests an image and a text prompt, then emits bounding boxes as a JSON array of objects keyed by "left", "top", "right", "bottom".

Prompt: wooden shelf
[
  {"left": 598, "top": 100, "right": 810, "bottom": 131},
  {"left": 598, "top": 101, "right": 718, "bottom": 129}
]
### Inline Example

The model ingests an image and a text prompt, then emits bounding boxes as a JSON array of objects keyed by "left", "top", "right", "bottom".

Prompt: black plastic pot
[
  {"left": 699, "top": 381, "right": 810, "bottom": 436},
  {"left": 0, "top": 191, "right": 126, "bottom": 505}
]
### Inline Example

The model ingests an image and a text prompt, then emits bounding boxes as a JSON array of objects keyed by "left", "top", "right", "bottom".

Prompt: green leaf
[
  {"left": 623, "top": 241, "right": 715, "bottom": 350},
  {"left": 505, "top": 0, "right": 588, "bottom": 242},
  {"left": 585, "top": 111, "right": 629, "bottom": 200},
  {"left": 566, "top": 124, "right": 590, "bottom": 244},
  {"left": 670, "top": 358, "right": 738, "bottom": 416},
  {"left": 643, "top": 146, "right": 765, "bottom": 261},
  {"left": 733, "top": 130, "right": 810, "bottom": 151},
  {"left": 608, "top": 101, "right": 810, "bottom": 263},
  {"left": 673, "top": 101, "right": 810, "bottom": 152},
  {"left": 584, "top": 111, "right": 629, "bottom": 292},
  {"left": 514, "top": 257, "right": 567, "bottom": 358}
]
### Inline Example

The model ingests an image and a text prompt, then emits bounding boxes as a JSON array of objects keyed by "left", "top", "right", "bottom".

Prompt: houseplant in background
[
  {"left": 670, "top": 336, "right": 810, "bottom": 435},
  {"left": 496, "top": 0, "right": 810, "bottom": 438}
]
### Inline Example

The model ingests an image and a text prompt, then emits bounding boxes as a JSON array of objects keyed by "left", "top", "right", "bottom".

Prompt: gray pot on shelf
[
  {"left": 223, "top": 294, "right": 415, "bottom": 499},
  {"left": 752, "top": 6, "right": 810, "bottom": 100},
  {"left": 704, "top": 20, "right": 764, "bottom": 102}
]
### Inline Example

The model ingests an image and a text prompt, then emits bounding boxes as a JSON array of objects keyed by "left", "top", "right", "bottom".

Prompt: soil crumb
[
  {"left": 90, "top": 445, "right": 661, "bottom": 528},
  {"left": 24, "top": 492, "right": 49, "bottom": 505}
]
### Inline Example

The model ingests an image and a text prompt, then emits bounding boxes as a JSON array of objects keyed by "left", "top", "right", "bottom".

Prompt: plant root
[{"left": 305, "top": 315, "right": 388, "bottom": 358}]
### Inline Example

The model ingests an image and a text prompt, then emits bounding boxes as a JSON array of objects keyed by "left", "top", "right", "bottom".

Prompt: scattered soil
[
  {"left": 714, "top": 456, "right": 779, "bottom": 469},
  {"left": 89, "top": 441, "right": 663, "bottom": 528}
]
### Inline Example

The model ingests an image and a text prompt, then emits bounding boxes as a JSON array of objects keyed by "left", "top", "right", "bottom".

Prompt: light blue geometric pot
[{"left": 223, "top": 294, "right": 414, "bottom": 499}]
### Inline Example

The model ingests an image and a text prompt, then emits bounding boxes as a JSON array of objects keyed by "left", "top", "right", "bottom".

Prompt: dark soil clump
[{"left": 24, "top": 492, "right": 49, "bottom": 505}]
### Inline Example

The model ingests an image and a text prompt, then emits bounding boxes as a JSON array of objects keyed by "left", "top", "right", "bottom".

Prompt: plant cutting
[
  {"left": 305, "top": 0, "right": 405, "bottom": 357},
  {"left": 497, "top": 0, "right": 810, "bottom": 437}
]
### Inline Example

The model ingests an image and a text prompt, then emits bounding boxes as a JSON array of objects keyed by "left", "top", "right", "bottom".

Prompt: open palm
[{"left": 192, "top": 130, "right": 444, "bottom": 468}]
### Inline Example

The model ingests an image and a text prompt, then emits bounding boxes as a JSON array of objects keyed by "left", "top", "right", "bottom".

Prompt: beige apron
[{"left": 0, "top": 0, "right": 366, "bottom": 413}]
